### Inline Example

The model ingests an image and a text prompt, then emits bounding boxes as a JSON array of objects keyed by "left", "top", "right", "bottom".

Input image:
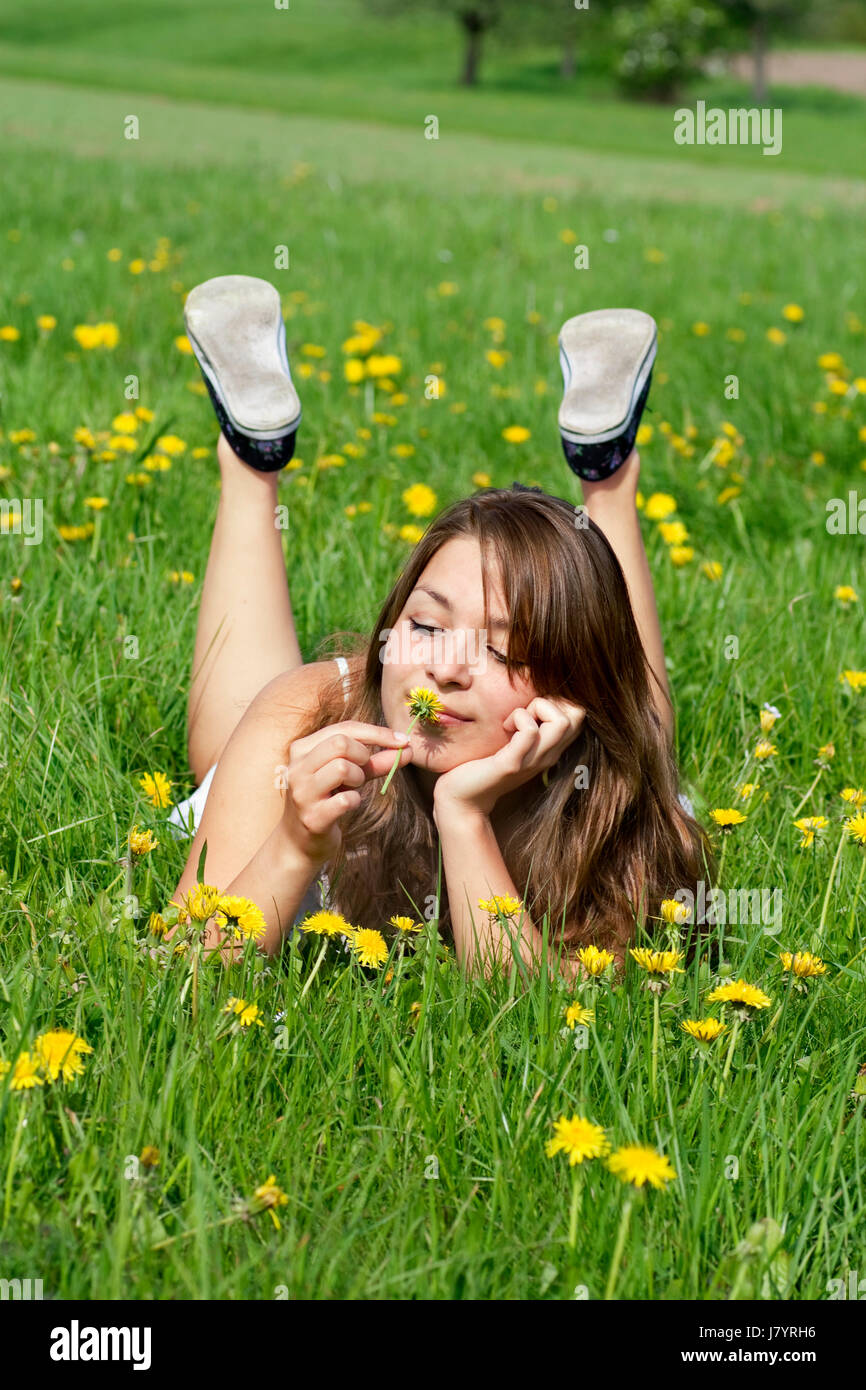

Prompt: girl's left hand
[{"left": 432, "top": 696, "right": 586, "bottom": 819}]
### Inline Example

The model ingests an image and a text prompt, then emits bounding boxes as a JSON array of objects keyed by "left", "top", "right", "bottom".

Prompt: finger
[{"left": 306, "top": 728, "right": 411, "bottom": 774}]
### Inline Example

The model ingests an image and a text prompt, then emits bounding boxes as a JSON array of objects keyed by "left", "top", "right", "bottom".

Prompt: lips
[{"left": 437, "top": 705, "right": 471, "bottom": 722}]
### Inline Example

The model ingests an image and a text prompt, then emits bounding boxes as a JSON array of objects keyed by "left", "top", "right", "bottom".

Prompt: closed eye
[{"left": 410, "top": 618, "right": 508, "bottom": 665}]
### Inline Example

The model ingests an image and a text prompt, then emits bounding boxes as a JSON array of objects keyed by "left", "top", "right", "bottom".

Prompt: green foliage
[
  {"left": 0, "top": 2, "right": 864, "bottom": 1300},
  {"left": 614, "top": 0, "right": 727, "bottom": 101}
]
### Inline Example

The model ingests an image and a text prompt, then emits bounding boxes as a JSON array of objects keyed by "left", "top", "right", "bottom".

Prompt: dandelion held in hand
[{"left": 380, "top": 686, "right": 444, "bottom": 795}]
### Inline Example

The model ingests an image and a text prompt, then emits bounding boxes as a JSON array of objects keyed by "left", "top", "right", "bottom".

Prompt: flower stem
[
  {"left": 813, "top": 826, "right": 847, "bottom": 953},
  {"left": 719, "top": 1016, "right": 742, "bottom": 1096},
  {"left": 651, "top": 993, "right": 660, "bottom": 1102},
  {"left": 298, "top": 937, "right": 329, "bottom": 1001},
  {"left": 567, "top": 1167, "right": 583, "bottom": 1251},
  {"left": 191, "top": 943, "right": 200, "bottom": 1023},
  {"left": 380, "top": 713, "right": 422, "bottom": 795},
  {"left": 3, "top": 1106, "right": 27, "bottom": 1225},
  {"left": 604, "top": 1194, "right": 634, "bottom": 1300},
  {"left": 847, "top": 851, "right": 866, "bottom": 940}
]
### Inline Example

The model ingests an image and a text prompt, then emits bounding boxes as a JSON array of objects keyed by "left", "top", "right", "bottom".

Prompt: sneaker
[
  {"left": 558, "top": 308, "right": 657, "bottom": 482},
  {"left": 183, "top": 274, "right": 301, "bottom": 473}
]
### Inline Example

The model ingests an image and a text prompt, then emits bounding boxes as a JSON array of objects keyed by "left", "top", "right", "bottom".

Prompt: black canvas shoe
[
  {"left": 183, "top": 274, "right": 301, "bottom": 472},
  {"left": 558, "top": 308, "right": 657, "bottom": 482}
]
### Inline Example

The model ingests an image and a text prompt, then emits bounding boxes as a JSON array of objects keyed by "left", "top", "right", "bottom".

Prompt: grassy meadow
[{"left": 0, "top": 0, "right": 865, "bottom": 1302}]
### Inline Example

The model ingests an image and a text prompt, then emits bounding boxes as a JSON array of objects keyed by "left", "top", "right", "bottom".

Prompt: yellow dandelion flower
[
  {"left": 835, "top": 586, "right": 858, "bottom": 605},
  {"left": 32, "top": 1029, "right": 93, "bottom": 1083},
  {"left": 128, "top": 824, "right": 158, "bottom": 857},
  {"left": 485, "top": 349, "right": 510, "bottom": 369},
  {"left": 502, "top": 425, "right": 530, "bottom": 443},
  {"left": 630, "top": 948, "right": 684, "bottom": 976},
  {"left": 668, "top": 545, "right": 694, "bottom": 567},
  {"left": 706, "top": 979, "right": 772, "bottom": 1012},
  {"left": 577, "top": 944, "right": 615, "bottom": 976},
  {"left": 156, "top": 435, "right": 186, "bottom": 455},
  {"left": 139, "top": 771, "right": 172, "bottom": 809},
  {"left": 111, "top": 412, "right": 139, "bottom": 434},
  {"left": 643, "top": 493, "right": 677, "bottom": 521},
  {"left": 681, "top": 1017, "right": 727, "bottom": 1042},
  {"left": 545, "top": 1114, "right": 609, "bottom": 1165},
  {"left": 779, "top": 952, "right": 827, "bottom": 978},
  {"left": 793, "top": 815, "right": 828, "bottom": 849},
  {"left": 711, "top": 808, "right": 748, "bottom": 830},
  {"left": 701, "top": 560, "right": 723, "bottom": 581},
  {"left": 223, "top": 997, "right": 265, "bottom": 1027},
  {"left": 753, "top": 740, "right": 777, "bottom": 759},
  {"left": 174, "top": 334, "right": 193, "bottom": 354},
  {"left": 177, "top": 883, "right": 223, "bottom": 922},
  {"left": 844, "top": 812, "right": 866, "bottom": 846},
  {"left": 766, "top": 327, "right": 786, "bottom": 345},
  {"left": 717, "top": 486, "right": 742, "bottom": 506},
  {"left": 299, "top": 910, "right": 350, "bottom": 937},
  {"left": 479, "top": 894, "right": 523, "bottom": 917},
  {"left": 389, "top": 915, "right": 422, "bottom": 934},
  {"left": 402, "top": 482, "right": 437, "bottom": 517},
  {"left": 841, "top": 788, "right": 866, "bottom": 809},
  {"left": 250, "top": 1174, "right": 289, "bottom": 1230},
  {"left": 564, "top": 1002, "right": 595, "bottom": 1029},
  {"left": 398, "top": 523, "right": 424, "bottom": 543},
  {"left": 607, "top": 1144, "right": 676, "bottom": 1189},
  {"left": 350, "top": 928, "right": 389, "bottom": 969},
  {"left": 366, "top": 354, "right": 402, "bottom": 378},
  {"left": 692, "top": 322, "right": 710, "bottom": 337},
  {"left": 3, "top": 1052, "right": 45, "bottom": 1090},
  {"left": 37, "top": 314, "right": 57, "bottom": 331},
  {"left": 139, "top": 1146, "right": 160, "bottom": 1168},
  {"left": 840, "top": 670, "right": 866, "bottom": 692},
  {"left": 58, "top": 522, "right": 96, "bottom": 541},
  {"left": 658, "top": 520, "right": 689, "bottom": 545},
  {"left": 660, "top": 898, "right": 690, "bottom": 924},
  {"left": 214, "top": 894, "right": 267, "bottom": 941}
]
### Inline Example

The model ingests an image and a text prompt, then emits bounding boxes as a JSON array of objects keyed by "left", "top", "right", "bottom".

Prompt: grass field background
[{"left": 0, "top": 0, "right": 865, "bottom": 1300}]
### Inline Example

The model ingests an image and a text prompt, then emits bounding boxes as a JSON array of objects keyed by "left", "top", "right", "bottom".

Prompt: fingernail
[{"left": 394, "top": 731, "right": 410, "bottom": 743}]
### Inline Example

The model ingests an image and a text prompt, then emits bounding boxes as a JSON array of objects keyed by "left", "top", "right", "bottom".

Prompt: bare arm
[
  {"left": 167, "top": 663, "right": 332, "bottom": 958},
  {"left": 434, "top": 801, "right": 580, "bottom": 985}
]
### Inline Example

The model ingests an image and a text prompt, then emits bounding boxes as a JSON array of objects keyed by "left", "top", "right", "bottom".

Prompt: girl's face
[{"left": 380, "top": 536, "right": 539, "bottom": 802}]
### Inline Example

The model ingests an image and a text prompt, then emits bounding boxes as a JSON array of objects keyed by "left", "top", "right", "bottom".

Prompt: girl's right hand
[{"left": 280, "top": 722, "right": 413, "bottom": 867}]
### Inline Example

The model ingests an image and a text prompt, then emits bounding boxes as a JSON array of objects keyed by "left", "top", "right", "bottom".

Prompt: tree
[
  {"left": 714, "top": 0, "right": 819, "bottom": 102},
  {"left": 363, "top": 0, "right": 509, "bottom": 87}
]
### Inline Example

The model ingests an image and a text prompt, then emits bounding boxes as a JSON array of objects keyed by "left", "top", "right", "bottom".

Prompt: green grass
[
  {"left": 0, "top": 0, "right": 865, "bottom": 178},
  {"left": 0, "top": 15, "right": 865, "bottom": 1301}
]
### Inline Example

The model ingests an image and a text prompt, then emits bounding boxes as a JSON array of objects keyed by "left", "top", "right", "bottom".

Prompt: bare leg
[
  {"left": 580, "top": 449, "right": 675, "bottom": 749},
  {"left": 186, "top": 432, "right": 303, "bottom": 782}
]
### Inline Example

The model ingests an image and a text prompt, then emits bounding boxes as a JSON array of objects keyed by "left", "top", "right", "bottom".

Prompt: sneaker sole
[
  {"left": 183, "top": 275, "right": 302, "bottom": 440},
  {"left": 558, "top": 308, "right": 657, "bottom": 444}
]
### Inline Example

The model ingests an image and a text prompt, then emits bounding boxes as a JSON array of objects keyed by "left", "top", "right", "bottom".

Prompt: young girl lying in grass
[{"left": 166, "top": 276, "right": 714, "bottom": 982}]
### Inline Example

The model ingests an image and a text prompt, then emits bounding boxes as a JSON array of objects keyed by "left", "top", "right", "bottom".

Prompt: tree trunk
[
  {"left": 752, "top": 17, "right": 768, "bottom": 104},
  {"left": 460, "top": 14, "right": 484, "bottom": 87},
  {"left": 560, "top": 37, "right": 576, "bottom": 80}
]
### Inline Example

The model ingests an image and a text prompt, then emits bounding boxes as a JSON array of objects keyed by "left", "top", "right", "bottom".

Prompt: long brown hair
[{"left": 285, "top": 485, "right": 716, "bottom": 966}]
